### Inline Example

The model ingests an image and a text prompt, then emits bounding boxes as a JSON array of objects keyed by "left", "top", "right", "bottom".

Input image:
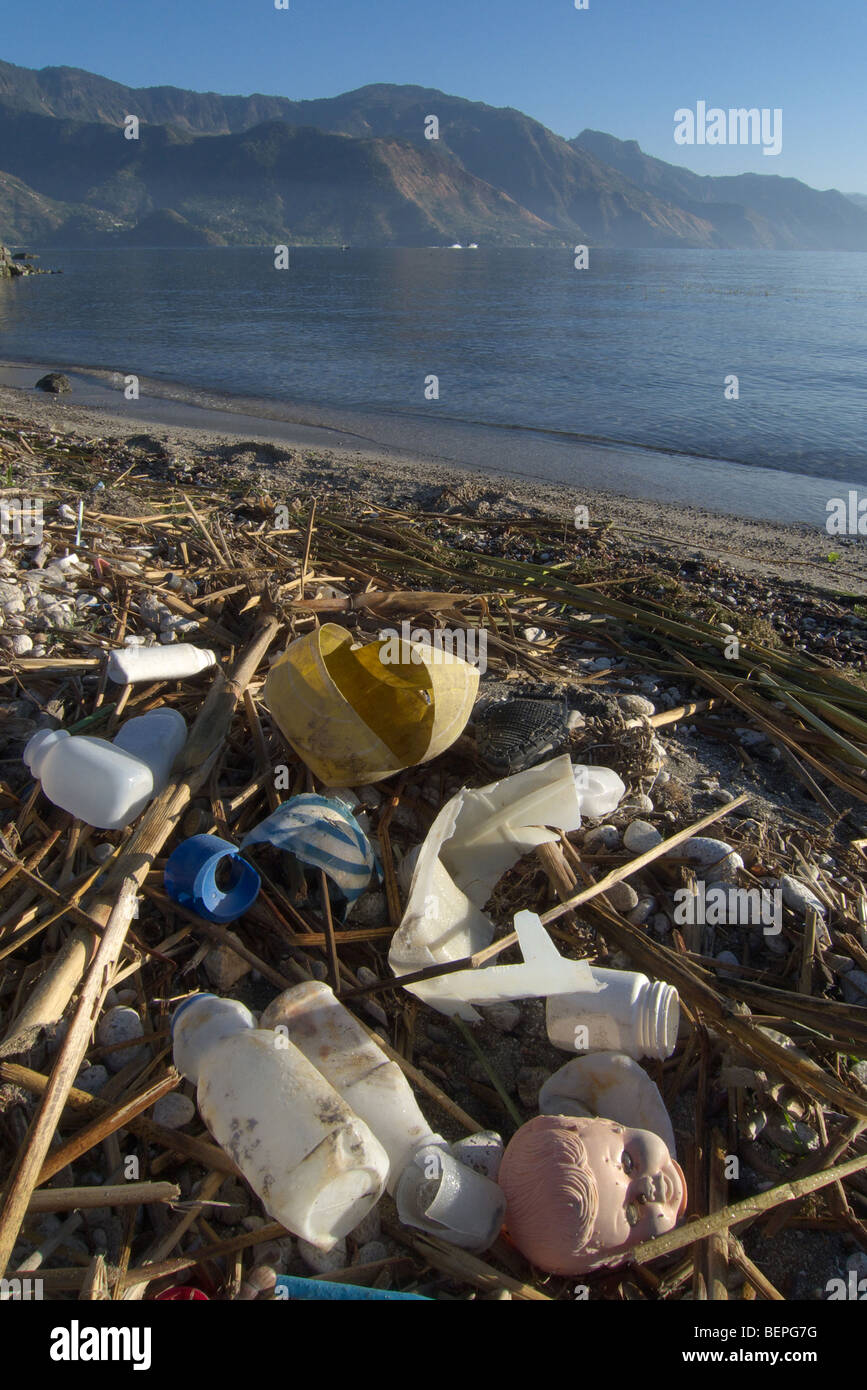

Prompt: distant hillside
[
  {"left": 0, "top": 106, "right": 560, "bottom": 247},
  {"left": 572, "top": 130, "right": 867, "bottom": 251},
  {"left": 0, "top": 59, "right": 864, "bottom": 250}
]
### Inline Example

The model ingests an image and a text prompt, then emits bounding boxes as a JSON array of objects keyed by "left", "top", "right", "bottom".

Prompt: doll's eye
[{"left": 621, "top": 1151, "right": 634, "bottom": 1174}]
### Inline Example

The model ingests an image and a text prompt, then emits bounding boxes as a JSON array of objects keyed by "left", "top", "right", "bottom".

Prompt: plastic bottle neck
[
  {"left": 171, "top": 994, "right": 256, "bottom": 1083},
  {"left": 23, "top": 728, "right": 69, "bottom": 778}
]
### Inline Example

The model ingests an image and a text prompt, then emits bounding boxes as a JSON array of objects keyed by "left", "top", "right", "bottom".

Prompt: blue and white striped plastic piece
[{"left": 242, "top": 794, "right": 379, "bottom": 910}]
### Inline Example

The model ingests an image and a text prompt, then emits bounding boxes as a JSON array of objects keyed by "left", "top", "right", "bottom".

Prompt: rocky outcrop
[{"left": 0, "top": 243, "right": 49, "bottom": 275}]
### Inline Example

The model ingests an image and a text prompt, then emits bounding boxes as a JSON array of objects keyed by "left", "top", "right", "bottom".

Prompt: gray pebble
[
  {"left": 623, "top": 820, "right": 663, "bottom": 854},
  {"left": 152, "top": 1093, "right": 196, "bottom": 1130},
  {"left": 583, "top": 824, "right": 621, "bottom": 852},
  {"left": 606, "top": 882, "right": 639, "bottom": 913}
]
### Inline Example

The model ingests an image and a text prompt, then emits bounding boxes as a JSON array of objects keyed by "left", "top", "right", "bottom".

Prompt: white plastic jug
[
  {"left": 112, "top": 707, "right": 187, "bottom": 793},
  {"left": 259, "top": 982, "right": 506, "bottom": 1250},
  {"left": 23, "top": 708, "right": 187, "bottom": 830},
  {"left": 172, "top": 994, "right": 389, "bottom": 1251}
]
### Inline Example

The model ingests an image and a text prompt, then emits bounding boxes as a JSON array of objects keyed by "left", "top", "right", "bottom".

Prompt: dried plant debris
[{"left": 0, "top": 408, "right": 865, "bottom": 1302}]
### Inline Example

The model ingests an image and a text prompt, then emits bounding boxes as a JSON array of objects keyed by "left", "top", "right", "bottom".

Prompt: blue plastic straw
[{"left": 274, "top": 1276, "right": 429, "bottom": 1302}]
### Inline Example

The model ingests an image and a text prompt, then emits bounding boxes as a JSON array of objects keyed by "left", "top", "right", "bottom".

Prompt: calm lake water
[{"left": 1, "top": 247, "right": 865, "bottom": 522}]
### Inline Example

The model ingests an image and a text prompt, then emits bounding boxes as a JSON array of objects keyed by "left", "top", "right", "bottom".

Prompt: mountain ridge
[{"left": 0, "top": 59, "right": 864, "bottom": 251}]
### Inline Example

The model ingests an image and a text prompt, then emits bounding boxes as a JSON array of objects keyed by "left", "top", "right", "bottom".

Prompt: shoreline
[{"left": 0, "top": 368, "right": 863, "bottom": 598}]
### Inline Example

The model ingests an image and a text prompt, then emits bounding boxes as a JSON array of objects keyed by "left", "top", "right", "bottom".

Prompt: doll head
[{"left": 497, "top": 1114, "right": 687, "bottom": 1275}]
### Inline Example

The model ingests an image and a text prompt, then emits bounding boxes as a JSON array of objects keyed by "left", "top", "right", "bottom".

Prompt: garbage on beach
[
  {"left": 171, "top": 994, "right": 390, "bottom": 1250},
  {"left": 106, "top": 642, "right": 217, "bottom": 684},
  {"left": 264, "top": 622, "right": 478, "bottom": 785},
  {"left": 387, "top": 755, "right": 627, "bottom": 1021},
  {"left": 497, "top": 1114, "right": 688, "bottom": 1275},
  {"left": 242, "top": 794, "right": 378, "bottom": 912},
  {"left": 164, "top": 834, "right": 261, "bottom": 923},
  {"left": 22, "top": 707, "right": 186, "bottom": 830},
  {"left": 259, "top": 982, "right": 506, "bottom": 1250},
  {"left": 545, "top": 965, "right": 679, "bottom": 1061},
  {"left": 539, "top": 1053, "right": 677, "bottom": 1152}
]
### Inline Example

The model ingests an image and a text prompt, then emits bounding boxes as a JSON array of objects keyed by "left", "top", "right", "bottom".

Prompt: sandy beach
[{"left": 1, "top": 365, "right": 864, "bottom": 599}]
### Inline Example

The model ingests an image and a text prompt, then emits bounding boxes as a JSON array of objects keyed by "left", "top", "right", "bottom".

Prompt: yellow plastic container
[{"left": 264, "top": 623, "right": 479, "bottom": 786}]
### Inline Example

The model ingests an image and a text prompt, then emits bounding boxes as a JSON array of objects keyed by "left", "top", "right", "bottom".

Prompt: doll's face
[
  {"left": 581, "top": 1118, "right": 686, "bottom": 1259},
  {"left": 498, "top": 1114, "right": 686, "bottom": 1276}
]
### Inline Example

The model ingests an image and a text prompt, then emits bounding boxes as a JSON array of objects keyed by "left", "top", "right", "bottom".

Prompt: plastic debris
[
  {"left": 242, "top": 794, "right": 379, "bottom": 911},
  {"left": 164, "top": 834, "right": 261, "bottom": 923},
  {"left": 497, "top": 1114, "right": 688, "bottom": 1275},
  {"left": 107, "top": 642, "right": 217, "bottom": 684},
  {"left": 539, "top": 1053, "right": 677, "bottom": 1152},
  {"left": 264, "top": 622, "right": 478, "bottom": 785},
  {"left": 171, "top": 995, "right": 390, "bottom": 1251}
]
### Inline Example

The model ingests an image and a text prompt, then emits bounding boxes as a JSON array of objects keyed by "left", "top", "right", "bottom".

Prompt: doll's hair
[{"left": 499, "top": 1115, "right": 599, "bottom": 1271}]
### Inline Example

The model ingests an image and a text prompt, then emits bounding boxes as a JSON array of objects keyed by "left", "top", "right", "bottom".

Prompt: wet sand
[{"left": 1, "top": 362, "right": 863, "bottom": 598}]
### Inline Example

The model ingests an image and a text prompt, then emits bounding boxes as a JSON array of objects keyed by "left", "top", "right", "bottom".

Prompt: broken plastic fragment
[{"left": 242, "top": 794, "right": 378, "bottom": 909}]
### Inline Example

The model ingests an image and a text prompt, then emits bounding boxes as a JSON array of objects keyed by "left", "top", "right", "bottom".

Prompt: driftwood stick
[
  {"left": 0, "top": 1061, "right": 237, "bottom": 1175},
  {"left": 27, "top": 1182, "right": 180, "bottom": 1213},
  {"left": 0, "top": 616, "right": 281, "bottom": 1278},
  {"left": 540, "top": 793, "right": 750, "bottom": 926},
  {"left": 34, "top": 1072, "right": 180, "bottom": 1187}
]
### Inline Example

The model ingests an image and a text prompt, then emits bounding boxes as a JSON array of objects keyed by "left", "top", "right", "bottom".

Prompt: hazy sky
[{"left": 3, "top": 0, "right": 865, "bottom": 192}]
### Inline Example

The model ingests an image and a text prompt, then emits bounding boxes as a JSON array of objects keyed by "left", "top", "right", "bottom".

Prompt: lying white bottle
[
  {"left": 23, "top": 708, "right": 187, "bottom": 830},
  {"left": 107, "top": 643, "right": 216, "bottom": 685},
  {"left": 546, "top": 966, "right": 680, "bottom": 1060},
  {"left": 172, "top": 994, "right": 389, "bottom": 1251},
  {"left": 259, "top": 982, "right": 505, "bottom": 1249},
  {"left": 112, "top": 707, "right": 187, "bottom": 793}
]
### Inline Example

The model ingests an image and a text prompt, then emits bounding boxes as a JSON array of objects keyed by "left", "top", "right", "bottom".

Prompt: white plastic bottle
[
  {"left": 23, "top": 709, "right": 187, "bottom": 830},
  {"left": 259, "top": 982, "right": 506, "bottom": 1249},
  {"left": 546, "top": 967, "right": 680, "bottom": 1060},
  {"left": 112, "top": 707, "right": 187, "bottom": 793},
  {"left": 172, "top": 994, "right": 389, "bottom": 1250},
  {"left": 107, "top": 643, "right": 217, "bottom": 685}
]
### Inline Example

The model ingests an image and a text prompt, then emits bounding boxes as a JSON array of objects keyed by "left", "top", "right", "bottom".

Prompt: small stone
[
  {"left": 606, "top": 882, "right": 639, "bottom": 913},
  {"left": 298, "top": 1238, "right": 348, "bottom": 1275},
  {"left": 623, "top": 820, "right": 663, "bottom": 854},
  {"left": 710, "top": 789, "right": 735, "bottom": 804},
  {"left": 153, "top": 1093, "right": 196, "bottom": 1130},
  {"left": 75, "top": 1064, "right": 109, "bottom": 1094},
  {"left": 627, "top": 895, "right": 656, "bottom": 926},
  {"left": 618, "top": 694, "right": 656, "bottom": 718},
  {"left": 780, "top": 874, "right": 826, "bottom": 919},
  {"left": 841, "top": 970, "right": 867, "bottom": 1006},
  {"left": 583, "top": 824, "right": 620, "bottom": 852},
  {"left": 214, "top": 1178, "right": 250, "bottom": 1226},
  {"left": 622, "top": 794, "right": 654, "bottom": 814},
  {"left": 10, "top": 633, "right": 33, "bottom": 655},
  {"left": 347, "top": 890, "right": 387, "bottom": 927},
  {"left": 674, "top": 838, "right": 743, "bottom": 885},
  {"left": 97, "top": 1005, "right": 146, "bottom": 1073},
  {"left": 36, "top": 372, "right": 72, "bottom": 394},
  {"left": 521, "top": 627, "right": 546, "bottom": 643},
  {"left": 481, "top": 1001, "right": 521, "bottom": 1033},
  {"left": 763, "top": 1120, "right": 820, "bottom": 1155},
  {"left": 204, "top": 933, "right": 252, "bottom": 990},
  {"left": 355, "top": 1240, "right": 388, "bottom": 1265},
  {"left": 651, "top": 913, "right": 671, "bottom": 939},
  {"left": 850, "top": 1060, "right": 867, "bottom": 1088},
  {"left": 516, "top": 1066, "right": 550, "bottom": 1110},
  {"left": 348, "top": 1208, "right": 381, "bottom": 1245}
]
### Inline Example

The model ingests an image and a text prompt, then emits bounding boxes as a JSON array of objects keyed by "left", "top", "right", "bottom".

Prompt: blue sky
[{"left": 3, "top": 0, "right": 865, "bottom": 192}]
